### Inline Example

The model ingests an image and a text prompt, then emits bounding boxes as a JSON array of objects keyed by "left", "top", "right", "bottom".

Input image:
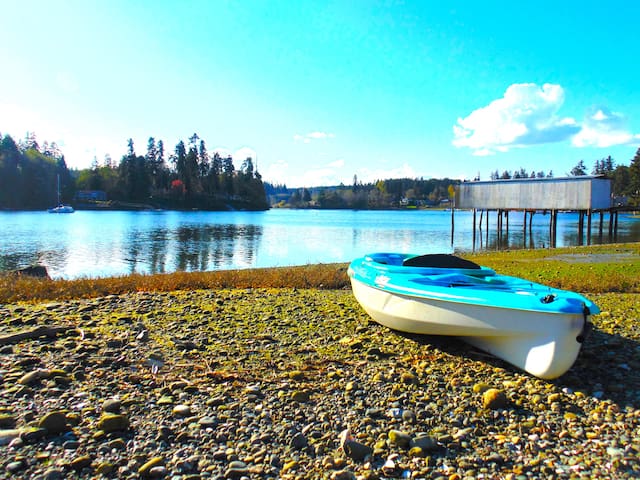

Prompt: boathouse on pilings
[{"left": 453, "top": 176, "right": 617, "bottom": 249}]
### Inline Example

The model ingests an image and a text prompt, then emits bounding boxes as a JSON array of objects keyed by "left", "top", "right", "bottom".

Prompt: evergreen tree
[
  {"left": 570, "top": 160, "right": 587, "bottom": 176},
  {"left": 210, "top": 152, "right": 222, "bottom": 194},
  {"left": 185, "top": 136, "right": 200, "bottom": 197},
  {"left": 0, "top": 135, "right": 22, "bottom": 208},
  {"left": 223, "top": 155, "right": 235, "bottom": 196},
  {"left": 198, "top": 140, "right": 209, "bottom": 178},
  {"left": 146, "top": 137, "right": 159, "bottom": 188},
  {"left": 629, "top": 147, "right": 640, "bottom": 200}
]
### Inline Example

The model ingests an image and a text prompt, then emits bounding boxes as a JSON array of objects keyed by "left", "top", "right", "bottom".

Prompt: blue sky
[{"left": 1, "top": 0, "right": 639, "bottom": 187}]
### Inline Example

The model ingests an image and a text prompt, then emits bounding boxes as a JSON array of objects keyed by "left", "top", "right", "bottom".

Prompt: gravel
[{"left": 0, "top": 288, "right": 638, "bottom": 479}]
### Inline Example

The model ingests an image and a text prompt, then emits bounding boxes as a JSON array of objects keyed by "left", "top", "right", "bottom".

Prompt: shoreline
[{"left": 0, "top": 246, "right": 638, "bottom": 478}]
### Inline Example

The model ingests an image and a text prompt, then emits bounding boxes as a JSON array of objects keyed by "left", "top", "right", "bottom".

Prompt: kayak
[{"left": 348, "top": 253, "right": 599, "bottom": 379}]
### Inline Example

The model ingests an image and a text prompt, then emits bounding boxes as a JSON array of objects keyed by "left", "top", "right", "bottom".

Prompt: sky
[{"left": 1, "top": 0, "right": 639, "bottom": 188}]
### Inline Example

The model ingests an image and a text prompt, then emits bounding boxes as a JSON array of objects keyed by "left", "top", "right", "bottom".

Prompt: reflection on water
[
  {"left": 0, "top": 209, "right": 638, "bottom": 279},
  {"left": 465, "top": 210, "right": 640, "bottom": 252},
  {"left": 122, "top": 223, "right": 263, "bottom": 275}
]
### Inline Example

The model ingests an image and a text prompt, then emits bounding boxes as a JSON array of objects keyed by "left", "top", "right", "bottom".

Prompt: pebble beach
[{"left": 1, "top": 286, "right": 639, "bottom": 479}]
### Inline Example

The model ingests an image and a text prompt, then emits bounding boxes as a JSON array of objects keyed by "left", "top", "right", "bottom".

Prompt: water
[{"left": 1, "top": 209, "right": 638, "bottom": 279}]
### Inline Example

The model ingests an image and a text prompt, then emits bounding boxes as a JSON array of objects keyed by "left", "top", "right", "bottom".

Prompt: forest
[
  {"left": 1, "top": 131, "right": 639, "bottom": 211},
  {"left": 0, "top": 133, "right": 268, "bottom": 211}
]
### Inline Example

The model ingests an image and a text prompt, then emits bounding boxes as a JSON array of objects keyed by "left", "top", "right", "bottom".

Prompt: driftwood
[{"left": 0, "top": 325, "right": 78, "bottom": 345}]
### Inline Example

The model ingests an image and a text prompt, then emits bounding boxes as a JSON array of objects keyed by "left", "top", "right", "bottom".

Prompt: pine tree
[{"left": 629, "top": 147, "right": 640, "bottom": 200}]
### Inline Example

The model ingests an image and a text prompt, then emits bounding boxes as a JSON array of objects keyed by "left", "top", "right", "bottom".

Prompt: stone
[
  {"left": 225, "top": 460, "right": 249, "bottom": 478},
  {"left": 102, "top": 398, "right": 122, "bottom": 413},
  {"left": 97, "top": 413, "right": 129, "bottom": 433},
  {"left": 18, "top": 369, "right": 49, "bottom": 386},
  {"left": 197, "top": 416, "right": 217, "bottom": 428},
  {"left": 38, "top": 411, "right": 70, "bottom": 434},
  {"left": 70, "top": 455, "right": 92, "bottom": 471},
  {"left": 0, "top": 414, "right": 17, "bottom": 429},
  {"left": 411, "top": 434, "right": 438, "bottom": 451},
  {"left": 290, "top": 390, "right": 311, "bottom": 402},
  {"left": 42, "top": 468, "right": 64, "bottom": 480},
  {"left": 289, "top": 432, "right": 308, "bottom": 450},
  {"left": 482, "top": 388, "right": 508, "bottom": 410},
  {"left": 343, "top": 440, "right": 374, "bottom": 462},
  {"left": 388, "top": 429, "right": 412, "bottom": 449},
  {"left": 172, "top": 404, "right": 191, "bottom": 417},
  {"left": 0, "top": 429, "right": 21, "bottom": 446},
  {"left": 138, "top": 457, "right": 164, "bottom": 477}
]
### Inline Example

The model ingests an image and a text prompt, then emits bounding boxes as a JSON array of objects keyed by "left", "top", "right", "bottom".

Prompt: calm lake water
[{"left": 1, "top": 209, "right": 638, "bottom": 279}]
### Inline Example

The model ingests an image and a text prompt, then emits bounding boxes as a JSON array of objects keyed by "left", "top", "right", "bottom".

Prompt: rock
[
  {"left": 197, "top": 416, "right": 217, "bottom": 428},
  {"left": 0, "top": 414, "right": 16, "bottom": 429},
  {"left": 473, "top": 382, "right": 492, "bottom": 393},
  {"left": 0, "top": 429, "right": 21, "bottom": 446},
  {"left": 343, "top": 440, "right": 374, "bottom": 461},
  {"left": 138, "top": 457, "right": 164, "bottom": 478},
  {"left": 400, "top": 371, "right": 418, "bottom": 384},
  {"left": 331, "top": 470, "right": 357, "bottom": 480},
  {"left": 10, "top": 265, "right": 50, "bottom": 279},
  {"left": 410, "top": 434, "right": 437, "bottom": 451},
  {"left": 18, "top": 369, "right": 50, "bottom": 386},
  {"left": 20, "top": 427, "right": 47, "bottom": 443},
  {"left": 39, "top": 411, "right": 70, "bottom": 434},
  {"left": 280, "top": 460, "right": 298, "bottom": 474},
  {"left": 289, "top": 432, "right": 308, "bottom": 450},
  {"left": 95, "top": 462, "right": 114, "bottom": 476},
  {"left": 42, "top": 468, "right": 65, "bottom": 480},
  {"left": 225, "top": 460, "right": 249, "bottom": 478},
  {"left": 388, "top": 429, "right": 412, "bottom": 449},
  {"left": 63, "top": 439, "right": 80, "bottom": 449},
  {"left": 172, "top": 404, "right": 191, "bottom": 417},
  {"left": 97, "top": 413, "right": 129, "bottom": 433},
  {"left": 149, "top": 465, "right": 168, "bottom": 477},
  {"left": 288, "top": 370, "right": 305, "bottom": 381},
  {"left": 70, "top": 455, "right": 92, "bottom": 471},
  {"left": 102, "top": 398, "right": 122, "bottom": 413},
  {"left": 482, "top": 388, "right": 508, "bottom": 410},
  {"left": 6, "top": 460, "right": 26, "bottom": 474},
  {"left": 408, "top": 446, "right": 424, "bottom": 457},
  {"left": 157, "top": 395, "right": 174, "bottom": 405},
  {"left": 290, "top": 390, "right": 311, "bottom": 402}
]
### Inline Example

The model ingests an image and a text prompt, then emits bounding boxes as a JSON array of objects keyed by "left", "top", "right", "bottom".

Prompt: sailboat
[{"left": 47, "top": 174, "right": 74, "bottom": 213}]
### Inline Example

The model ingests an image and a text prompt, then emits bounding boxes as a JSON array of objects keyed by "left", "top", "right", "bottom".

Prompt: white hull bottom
[{"left": 351, "top": 279, "right": 589, "bottom": 379}]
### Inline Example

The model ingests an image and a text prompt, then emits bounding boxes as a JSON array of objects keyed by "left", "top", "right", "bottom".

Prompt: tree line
[
  {"left": 488, "top": 151, "right": 640, "bottom": 203},
  {"left": 0, "top": 132, "right": 269, "bottom": 211},
  {"left": 265, "top": 176, "right": 459, "bottom": 209},
  {"left": 2, "top": 129, "right": 639, "bottom": 211}
]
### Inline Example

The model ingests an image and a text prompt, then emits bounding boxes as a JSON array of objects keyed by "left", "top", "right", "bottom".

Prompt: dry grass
[
  {"left": 1, "top": 243, "right": 638, "bottom": 303},
  {"left": 0, "top": 263, "right": 351, "bottom": 303}
]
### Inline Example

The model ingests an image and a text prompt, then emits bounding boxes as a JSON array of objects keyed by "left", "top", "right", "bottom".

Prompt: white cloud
[
  {"left": 293, "top": 131, "right": 336, "bottom": 143},
  {"left": 355, "top": 163, "right": 419, "bottom": 184},
  {"left": 453, "top": 83, "right": 640, "bottom": 155},
  {"left": 452, "top": 83, "right": 580, "bottom": 155},
  {"left": 263, "top": 157, "right": 347, "bottom": 187},
  {"left": 234, "top": 146, "right": 257, "bottom": 161},
  {"left": 572, "top": 107, "right": 640, "bottom": 148}
]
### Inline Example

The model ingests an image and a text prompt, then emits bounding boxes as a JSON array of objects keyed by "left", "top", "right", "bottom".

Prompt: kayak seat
[{"left": 403, "top": 254, "right": 481, "bottom": 270}]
